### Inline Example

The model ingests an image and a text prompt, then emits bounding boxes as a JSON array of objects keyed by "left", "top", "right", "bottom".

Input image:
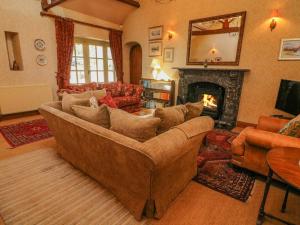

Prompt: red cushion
[
  {"left": 113, "top": 96, "right": 141, "bottom": 108},
  {"left": 99, "top": 95, "right": 118, "bottom": 108}
]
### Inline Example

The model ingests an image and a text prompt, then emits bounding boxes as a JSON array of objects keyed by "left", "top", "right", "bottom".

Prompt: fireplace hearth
[{"left": 176, "top": 68, "right": 249, "bottom": 129}]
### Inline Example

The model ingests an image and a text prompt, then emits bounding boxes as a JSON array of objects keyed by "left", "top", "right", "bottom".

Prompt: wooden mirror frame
[{"left": 186, "top": 11, "right": 247, "bottom": 66}]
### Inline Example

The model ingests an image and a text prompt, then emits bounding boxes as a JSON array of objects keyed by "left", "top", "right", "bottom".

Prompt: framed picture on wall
[
  {"left": 149, "top": 42, "right": 162, "bottom": 57},
  {"left": 163, "top": 48, "right": 174, "bottom": 62},
  {"left": 149, "top": 26, "right": 163, "bottom": 41},
  {"left": 278, "top": 38, "right": 300, "bottom": 60}
]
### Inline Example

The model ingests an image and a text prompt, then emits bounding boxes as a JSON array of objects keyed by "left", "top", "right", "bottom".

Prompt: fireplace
[
  {"left": 176, "top": 68, "right": 249, "bottom": 129},
  {"left": 188, "top": 82, "right": 225, "bottom": 119}
]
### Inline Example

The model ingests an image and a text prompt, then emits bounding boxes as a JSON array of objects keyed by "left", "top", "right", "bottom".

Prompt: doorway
[{"left": 129, "top": 44, "right": 142, "bottom": 85}]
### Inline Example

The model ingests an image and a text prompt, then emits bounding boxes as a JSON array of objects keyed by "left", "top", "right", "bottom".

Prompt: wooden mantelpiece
[{"left": 173, "top": 67, "right": 250, "bottom": 72}]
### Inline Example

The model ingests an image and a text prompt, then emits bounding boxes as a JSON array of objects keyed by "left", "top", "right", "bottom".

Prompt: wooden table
[{"left": 257, "top": 147, "right": 300, "bottom": 225}]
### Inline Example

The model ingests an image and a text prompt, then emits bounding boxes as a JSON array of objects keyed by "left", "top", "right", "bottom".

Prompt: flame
[{"left": 203, "top": 94, "right": 217, "bottom": 108}]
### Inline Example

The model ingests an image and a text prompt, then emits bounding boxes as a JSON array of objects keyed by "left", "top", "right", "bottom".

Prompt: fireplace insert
[{"left": 187, "top": 82, "right": 225, "bottom": 119}]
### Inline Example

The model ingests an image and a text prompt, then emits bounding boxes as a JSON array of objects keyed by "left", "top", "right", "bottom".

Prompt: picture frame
[
  {"left": 149, "top": 42, "right": 162, "bottom": 57},
  {"left": 164, "top": 48, "right": 174, "bottom": 62},
  {"left": 149, "top": 26, "right": 163, "bottom": 41},
  {"left": 278, "top": 38, "right": 300, "bottom": 60}
]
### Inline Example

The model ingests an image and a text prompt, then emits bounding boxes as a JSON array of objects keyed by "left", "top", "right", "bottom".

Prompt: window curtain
[
  {"left": 55, "top": 18, "right": 74, "bottom": 89},
  {"left": 109, "top": 30, "right": 124, "bottom": 83}
]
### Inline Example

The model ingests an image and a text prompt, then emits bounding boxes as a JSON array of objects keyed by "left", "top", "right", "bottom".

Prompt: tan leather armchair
[{"left": 231, "top": 116, "right": 300, "bottom": 175}]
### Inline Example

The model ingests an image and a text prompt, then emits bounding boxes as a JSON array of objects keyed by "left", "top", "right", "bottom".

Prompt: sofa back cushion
[
  {"left": 110, "top": 108, "right": 161, "bottom": 142},
  {"left": 279, "top": 114, "right": 300, "bottom": 138},
  {"left": 92, "top": 89, "right": 107, "bottom": 99},
  {"left": 155, "top": 105, "right": 188, "bottom": 134},
  {"left": 121, "top": 83, "right": 134, "bottom": 96},
  {"left": 62, "top": 92, "right": 91, "bottom": 114},
  {"left": 185, "top": 101, "right": 204, "bottom": 121},
  {"left": 72, "top": 105, "right": 110, "bottom": 129},
  {"left": 99, "top": 82, "right": 122, "bottom": 97}
]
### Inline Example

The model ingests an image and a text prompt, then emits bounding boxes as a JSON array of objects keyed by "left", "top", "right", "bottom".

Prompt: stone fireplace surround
[{"left": 175, "top": 68, "right": 250, "bottom": 129}]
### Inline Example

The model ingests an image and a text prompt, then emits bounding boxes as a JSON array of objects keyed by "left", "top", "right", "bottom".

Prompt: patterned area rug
[
  {"left": 194, "top": 129, "right": 256, "bottom": 202},
  {"left": 0, "top": 148, "right": 148, "bottom": 225},
  {"left": 0, "top": 119, "right": 52, "bottom": 148}
]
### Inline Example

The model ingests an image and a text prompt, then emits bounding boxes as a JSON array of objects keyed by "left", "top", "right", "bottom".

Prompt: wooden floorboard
[{"left": 0, "top": 115, "right": 299, "bottom": 225}]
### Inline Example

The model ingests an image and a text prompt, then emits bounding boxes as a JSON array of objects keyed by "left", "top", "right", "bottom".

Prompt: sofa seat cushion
[
  {"left": 279, "top": 114, "right": 300, "bottom": 138},
  {"left": 113, "top": 96, "right": 141, "bottom": 108},
  {"left": 185, "top": 101, "right": 204, "bottom": 121},
  {"left": 110, "top": 108, "right": 161, "bottom": 142},
  {"left": 155, "top": 105, "right": 188, "bottom": 134},
  {"left": 72, "top": 105, "right": 110, "bottom": 129}
]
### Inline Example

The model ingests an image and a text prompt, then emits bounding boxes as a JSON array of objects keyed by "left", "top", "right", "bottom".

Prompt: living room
[{"left": 0, "top": 0, "right": 299, "bottom": 224}]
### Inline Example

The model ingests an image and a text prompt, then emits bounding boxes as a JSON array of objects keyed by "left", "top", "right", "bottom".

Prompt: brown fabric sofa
[
  {"left": 39, "top": 102, "right": 214, "bottom": 220},
  {"left": 231, "top": 116, "right": 300, "bottom": 175}
]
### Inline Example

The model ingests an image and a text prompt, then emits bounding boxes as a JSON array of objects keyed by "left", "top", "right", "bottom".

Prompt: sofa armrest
[
  {"left": 257, "top": 116, "right": 289, "bottom": 133},
  {"left": 141, "top": 116, "right": 214, "bottom": 169},
  {"left": 133, "top": 85, "right": 144, "bottom": 97},
  {"left": 231, "top": 127, "right": 248, "bottom": 156},
  {"left": 232, "top": 127, "right": 300, "bottom": 156}
]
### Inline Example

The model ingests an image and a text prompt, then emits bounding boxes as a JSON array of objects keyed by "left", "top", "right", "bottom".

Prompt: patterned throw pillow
[
  {"left": 89, "top": 96, "right": 99, "bottom": 109},
  {"left": 279, "top": 114, "right": 300, "bottom": 138},
  {"left": 99, "top": 94, "right": 118, "bottom": 108}
]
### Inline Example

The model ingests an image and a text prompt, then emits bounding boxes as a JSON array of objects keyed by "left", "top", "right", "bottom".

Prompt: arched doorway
[{"left": 129, "top": 44, "right": 142, "bottom": 85}]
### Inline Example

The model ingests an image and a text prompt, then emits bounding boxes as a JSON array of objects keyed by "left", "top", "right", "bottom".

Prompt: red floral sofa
[{"left": 58, "top": 82, "right": 144, "bottom": 113}]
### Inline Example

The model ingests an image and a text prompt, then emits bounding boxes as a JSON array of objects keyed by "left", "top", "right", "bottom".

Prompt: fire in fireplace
[
  {"left": 187, "top": 82, "right": 225, "bottom": 120},
  {"left": 202, "top": 94, "right": 218, "bottom": 110}
]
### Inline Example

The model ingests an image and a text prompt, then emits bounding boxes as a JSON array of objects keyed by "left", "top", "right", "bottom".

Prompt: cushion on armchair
[{"left": 279, "top": 114, "right": 300, "bottom": 138}]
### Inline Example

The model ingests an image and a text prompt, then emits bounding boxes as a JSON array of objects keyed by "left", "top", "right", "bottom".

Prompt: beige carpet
[{"left": 0, "top": 148, "right": 148, "bottom": 225}]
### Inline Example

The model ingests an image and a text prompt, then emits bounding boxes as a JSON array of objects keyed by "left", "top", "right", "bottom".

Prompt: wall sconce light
[
  {"left": 47, "top": 0, "right": 52, "bottom": 4},
  {"left": 168, "top": 31, "right": 175, "bottom": 40},
  {"left": 270, "top": 9, "right": 279, "bottom": 31}
]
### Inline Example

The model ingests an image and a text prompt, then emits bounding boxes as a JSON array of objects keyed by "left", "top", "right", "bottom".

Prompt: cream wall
[
  {"left": 0, "top": 0, "right": 120, "bottom": 108},
  {"left": 123, "top": 0, "right": 300, "bottom": 123}
]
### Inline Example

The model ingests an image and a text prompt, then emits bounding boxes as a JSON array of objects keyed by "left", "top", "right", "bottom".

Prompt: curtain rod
[{"left": 40, "top": 11, "right": 122, "bottom": 33}]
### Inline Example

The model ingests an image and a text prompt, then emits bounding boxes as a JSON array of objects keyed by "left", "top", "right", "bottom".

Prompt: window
[{"left": 70, "top": 38, "right": 115, "bottom": 84}]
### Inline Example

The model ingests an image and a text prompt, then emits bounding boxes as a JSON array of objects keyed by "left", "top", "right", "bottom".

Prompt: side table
[{"left": 257, "top": 147, "right": 300, "bottom": 225}]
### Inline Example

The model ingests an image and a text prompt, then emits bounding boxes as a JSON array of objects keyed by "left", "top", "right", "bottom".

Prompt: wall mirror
[{"left": 187, "top": 11, "right": 246, "bottom": 66}]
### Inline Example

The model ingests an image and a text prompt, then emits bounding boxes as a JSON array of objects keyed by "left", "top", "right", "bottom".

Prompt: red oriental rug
[
  {"left": 194, "top": 129, "right": 256, "bottom": 202},
  {"left": 0, "top": 119, "right": 52, "bottom": 148}
]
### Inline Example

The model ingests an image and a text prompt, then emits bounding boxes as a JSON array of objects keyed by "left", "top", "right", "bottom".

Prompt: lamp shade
[
  {"left": 271, "top": 9, "right": 279, "bottom": 18},
  {"left": 150, "top": 58, "right": 161, "bottom": 69}
]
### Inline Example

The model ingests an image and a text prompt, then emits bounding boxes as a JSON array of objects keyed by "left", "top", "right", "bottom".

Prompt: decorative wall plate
[
  {"left": 34, "top": 39, "right": 46, "bottom": 51},
  {"left": 36, "top": 55, "right": 47, "bottom": 66}
]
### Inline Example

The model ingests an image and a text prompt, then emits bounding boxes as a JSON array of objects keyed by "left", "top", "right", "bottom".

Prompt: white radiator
[{"left": 0, "top": 84, "right": 53, "bottom": 115}]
